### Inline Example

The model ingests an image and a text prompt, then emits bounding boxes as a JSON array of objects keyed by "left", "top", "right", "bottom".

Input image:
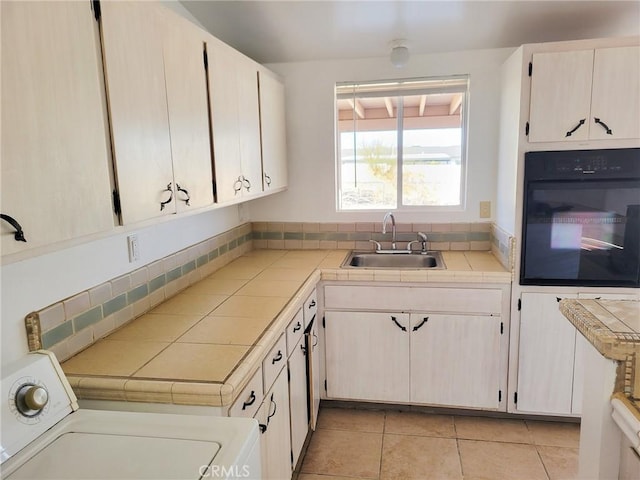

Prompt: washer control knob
[{"left": 15, "top": 384, "right": 49, "bottom": 416}]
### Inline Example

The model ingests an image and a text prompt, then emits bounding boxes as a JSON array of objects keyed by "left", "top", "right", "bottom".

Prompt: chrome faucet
[{"left": 382, "top": 212, "right": 397, "bottom": 250}]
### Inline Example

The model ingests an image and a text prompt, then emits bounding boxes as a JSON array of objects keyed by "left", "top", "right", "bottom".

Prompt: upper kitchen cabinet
[
  {"left": 206, "top": 37, "right": 263, "bottom": 203},
  {"left": 590, "top": 46, "right": 640, "bottom": 140},
  {"left": 159, "top": 11, "right": 214, "bottom": 212},
  {"left": 99, "top": 1, "right": 175, "bottom": 224},
  {"left": 99, "top": 2, "right": 215, "bottom": 224},
  {"left": 528, "top": 45, "right": 640, "bottom": 142},
  {"left": 1, "top": 1, "right": 114, "bottom": 256},
  {"left": 258, "top": 68, "right": 288, "bottom": 192}
]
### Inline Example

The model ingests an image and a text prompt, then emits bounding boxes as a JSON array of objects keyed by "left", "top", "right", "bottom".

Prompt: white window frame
[{"left": 335, "top": 75, "right": 470, "bottom": 213}]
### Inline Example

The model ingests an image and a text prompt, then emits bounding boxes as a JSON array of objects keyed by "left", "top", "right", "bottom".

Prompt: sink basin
[{"left": 342, "top": 251, "right": 445, "bottom": 269}]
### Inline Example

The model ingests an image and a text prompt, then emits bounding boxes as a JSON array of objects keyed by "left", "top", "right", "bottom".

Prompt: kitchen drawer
[
  {"left": 303, "top": 290, "right": 318, "bottom": 325},
  {"left": 263, "top": 334, "right": 287, "bottom": 394},
  {"left": 324, "top": 285, "right": 502, "bottom": 315},
  {"left": 228, "top": 367, "right": 263, "bottom": 418},
  {"left": 286, "top": 308, "right": 305, "bottom": 358}
]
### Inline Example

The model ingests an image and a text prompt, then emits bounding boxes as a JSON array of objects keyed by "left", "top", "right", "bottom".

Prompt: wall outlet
[
  {"left": 127, "top": 234, "right": 140, "bottom": 262},
  {"left": 479, "top": 201, "right": 491, "bottom": 219}
]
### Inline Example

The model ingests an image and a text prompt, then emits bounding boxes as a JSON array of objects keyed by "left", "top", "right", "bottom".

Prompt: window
[{"left": 335, "top": 76, "right": 469, "bottom": 211}]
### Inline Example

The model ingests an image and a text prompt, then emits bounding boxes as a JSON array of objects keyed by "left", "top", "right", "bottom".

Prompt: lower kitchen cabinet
[
  {"left": 256, "top": 368, "right": 292, "bottom": 480},
  {"left": 287, "top": 317, "right": 308, "bottom": 468},
  {"left": 514, "top": 292, "right": 638, "bottom": 416},
  {"left": 514, "top": 293, "right": 582, "bottom": 415},
  {"left": 307, "top": 315, "right": 321, "bottom": 429},
  {"left": 410, "top": 314, "right": 503, "bottom": 409},
  {"left": 324, "top": 311, "right": 410, "bottom": 402},
  {"left": 325, "top": 311, "right": 505, "bottom": 409},
  {"left": 323, "top": 283, "right": 510, "bottom": 410}
]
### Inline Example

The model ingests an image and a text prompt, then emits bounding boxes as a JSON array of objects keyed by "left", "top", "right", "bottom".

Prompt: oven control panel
[
  {"left": 525, "top": 148, "right": 640, "bottom": 180},
  {"left": 1, "top": 351, "right": 77, "bottom": 464}
]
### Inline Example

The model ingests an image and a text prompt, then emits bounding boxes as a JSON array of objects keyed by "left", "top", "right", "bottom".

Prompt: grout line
[
  {"left": 378, "top": 409, "right": 386, "bottom": 480},
  {"left": 534, "top": 445, "right": 553, "bottom": 480},
  {"left": 455, "top": 437, "right": 465, "bottom": 479}
]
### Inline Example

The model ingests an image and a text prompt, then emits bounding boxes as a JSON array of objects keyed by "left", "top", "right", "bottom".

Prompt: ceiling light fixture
[{"left": 389, "top": 39, "right": 410, "bottom": 68}]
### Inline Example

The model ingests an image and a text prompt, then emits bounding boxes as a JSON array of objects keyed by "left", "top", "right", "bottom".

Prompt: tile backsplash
[
  {"left": 26, "top": 223, "right": 253, "bottom": 362},
  {"left": 252, "top": 221, "right": 493, "bottom": 252},
  {"left": 26, "top": 221, "right": 512, "bottom": 362}
]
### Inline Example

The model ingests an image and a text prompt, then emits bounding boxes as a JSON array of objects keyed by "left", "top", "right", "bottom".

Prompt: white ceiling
[{"left": 181, "top": 0, "right": 640, "bottom": 64}]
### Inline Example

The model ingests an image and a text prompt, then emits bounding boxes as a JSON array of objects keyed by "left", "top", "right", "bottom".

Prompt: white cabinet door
[
  {"left": 256, "top": 369, "right": 292, "bottom": 480},
  {"left": 516, "top": 293, "right": 578, "bottom": 415},
  {"left": 160, "top": 13, "right": 214, "bottom": 212},
  {"left": 287, "top": 333, "right": 308, "bottom": 468},
  {"left": 206, "top": 37, "right": 242, "bottom": 203},
  {"left": 590, "top": 46, "right": 640, "bottom": 140},
  {"left": 528, "top": 50, "right": 594, "bottom": 142},
  {"left": 206, "top": 37, "right": 262, "bottom": 203},
  {"left": 410, "top": 314, "right": 502, "bottom": 410},
  {"left": 308, "top": 316, "right": 321, "bottom": 430},
  {"left": 528, "top": 46, "right": 640, "bottom": 143},
  {"left": 258, "top": 69, "right": 288, "bottom": 191},
  {"left": 236, "top": 56, "right": 263, "bottom": 197},
  {"left": 1, "top": 1, "right": 114, "bottom": 255},
  {"left": 324, "top": 311, "right": 410, "bottom": 402},
  {"left": 100, "top": 1, "right": 175, "bottom": 223}
]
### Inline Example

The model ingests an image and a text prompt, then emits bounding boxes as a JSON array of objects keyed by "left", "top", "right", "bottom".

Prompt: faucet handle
[
  {"left": 417, "top": 232, "right": 428, "bottom": 253},
  {"left": 369, "top": 239, "right": 382, "bottom": 251}
]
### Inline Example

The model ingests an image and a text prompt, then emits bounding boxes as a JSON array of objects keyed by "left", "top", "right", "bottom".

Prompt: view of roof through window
[{"left": 336, "top": 76, "right": 468, "bottom": 211}]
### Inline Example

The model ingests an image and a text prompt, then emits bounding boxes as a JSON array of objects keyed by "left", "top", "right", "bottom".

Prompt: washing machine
[{"left": 0, "top": 351, "right": 261, "bottom": 479}]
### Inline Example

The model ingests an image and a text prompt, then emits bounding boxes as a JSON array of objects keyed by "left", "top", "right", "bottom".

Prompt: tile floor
[{"left": 298, "top": 406, "right": 580, "bottom": 480}]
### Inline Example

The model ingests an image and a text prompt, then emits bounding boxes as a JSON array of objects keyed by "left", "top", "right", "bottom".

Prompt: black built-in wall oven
[{"left": 520, "top": 148, "right": 640, "bottom": 287}]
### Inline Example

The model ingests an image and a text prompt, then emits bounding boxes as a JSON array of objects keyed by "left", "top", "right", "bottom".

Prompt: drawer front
[
  {"left": 303, "top": 290, "right": 318, "bottom": 325},
  {"left": 286, "top": 308, "right": 305, "bottom": 357},
  {"left": 228, "top": 367, "right": 263, "bottom": 418},
  {"left": 263, "top": 334, "right": 287, "bottom": 393},
  {"left": 324, "top": 285, "right": 502, "bottom": 315}
]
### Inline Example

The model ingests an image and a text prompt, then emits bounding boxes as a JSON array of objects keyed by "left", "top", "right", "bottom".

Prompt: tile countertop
[
  {"left": 559, "top": 299, "right": 640, "bottom": 415},
  {"left": 62, "top": 249, "right": 510, "bottom": 408}
]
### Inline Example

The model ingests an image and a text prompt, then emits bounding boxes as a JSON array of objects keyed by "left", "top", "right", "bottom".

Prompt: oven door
[{"left": 520, "top": 178, "right": 640, "bottom": 287}]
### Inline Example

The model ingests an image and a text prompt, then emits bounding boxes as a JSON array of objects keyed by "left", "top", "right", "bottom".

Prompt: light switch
[{"left": 127, "top": 234, "right": 140, "bottom": 262}]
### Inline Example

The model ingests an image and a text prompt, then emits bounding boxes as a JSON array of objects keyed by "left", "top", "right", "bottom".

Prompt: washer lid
[{"left": 7, "top": 432, "right": 221, "bottom": 479}]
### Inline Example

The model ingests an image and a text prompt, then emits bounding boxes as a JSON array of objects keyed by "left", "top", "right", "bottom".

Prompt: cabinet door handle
[
  {"left": 413, "top": 317, "right": 429, "bottom": 331},
  {"left": 233, "top": 176, "right": 243, "bottom": 195},
  {"left": 272, "top": 350, "right": 283, "bottom": 364},
  {"left": 312, "top": 332, "right": 318, "bottom": 348},
  {"left": 391, "top": 316, "right": 407, "bottom": 332},
  {"left": 259, "top": 423, "right": 267, "bottom": 434},
  {"left": 266, "top": 393, "right": 277, "bottom": 424},
  {"left": 565, "top": 118, "right": 586, "bottom": 137},
  {"left": 242, "top": 176, "right": 251, "bottom": 192},
  {"left": 159, "top": 183, "right": 173, "bottom": 211},
  {"left": 241, "top": 390, "right": 256, "bottom": 410},
  {"left": 308, "top": 299, "right": 316, "bottom": 308},
  {"left": 176, "top": 184, "right": 190, "bottom": 206},
  {"left": 0, "top": 214, "right": 27, "bottom": 242},
  {"left": 594, "top": 117, "right": 613, "bottom": 135},
  {"left": 264, "top": 173, "right": 272, "bottom": 187},
  {"left": 292, "top": 321, "right": 302, "bottom": 333}
]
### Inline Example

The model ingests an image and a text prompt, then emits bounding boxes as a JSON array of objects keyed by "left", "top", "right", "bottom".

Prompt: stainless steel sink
[{"left": 341, "top": 251, "right": 446, "bottom": 269}]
